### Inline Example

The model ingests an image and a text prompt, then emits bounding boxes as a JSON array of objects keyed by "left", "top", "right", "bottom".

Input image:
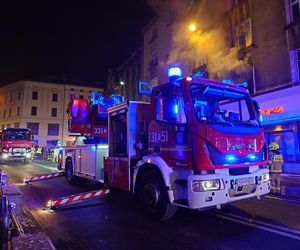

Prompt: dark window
[
  {"left": 71, "top": 88, "right": 74, "bottom": 91},
  {"left": 52, "top": 93, "right": 58, "bottom": 102},
  {"left": 18, "top": 92, "right": 21, "bottom": 100},
  {"left": 3, "top": 110, "right": 6, "bottom": 118},
  {"left": 298, "top": 51, "right": 300, "bottom": 77},
  {"left": 79, "top": 95, "right": 84, "bottom": 99},
  {"left": 10, "top": 94, "right": 12, "bottom": 103},
  {"left": 292, "top": 1, "right": 300, "bottom": 21},
  {"left": 27, "top": 122, "right": 39, "bottom": 135},
  {"left": 8, "top": 109, "right": 11, "bottom": 118},
  {"left": 31, "top": 106, "right": 37, "bottom": 116},
  {"left": 48, "top": 123, "right": 59, "bottom": 136},
  {"left": 80, "top": 89, "right": 83, "bottom": 92},
  {"left": 51, "top": 108, "right": 57, "bottom": 117},
  {"left": 32, "top": 91, "right": 38, "bottom": 100},
  {"left": 14, "top": 123, "right": 20, "bottom": 128},
  {"left": 17, "top": 107, "right": 20, "bottom": 116}
]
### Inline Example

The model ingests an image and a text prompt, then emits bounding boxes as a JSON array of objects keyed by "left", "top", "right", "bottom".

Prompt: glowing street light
[
  {"left": 188, "top": 24, "right": 197, "bottom": 32},
  {"left": 119, "top": 81, "right": 125, "bottom": 85}
]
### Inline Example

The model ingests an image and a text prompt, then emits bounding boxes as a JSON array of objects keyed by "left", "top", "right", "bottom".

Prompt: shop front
[{"left": 254, "top": 85, "right": 300, "bottom": 174}]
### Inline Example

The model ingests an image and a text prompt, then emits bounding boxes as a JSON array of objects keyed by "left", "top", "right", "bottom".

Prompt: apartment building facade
[
  {"left": 142, "top": 0, "right": 300, "bottom": 173},
  {"left": 0, "top": 80, "right": 103, "bottom": 146}
]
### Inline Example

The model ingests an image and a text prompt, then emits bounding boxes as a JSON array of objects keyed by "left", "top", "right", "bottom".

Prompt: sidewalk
[{"left": 280, "top": 173, "right": 300, "bottom": 200}]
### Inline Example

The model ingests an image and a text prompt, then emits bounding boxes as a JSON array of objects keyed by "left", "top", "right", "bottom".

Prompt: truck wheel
[
  {"left": 138, "top": 170, "right": 177, "bottom": 221},
  {"left": 0, "top": 196, "right": 9, "bottom": 247},
  {"left": 65, "top": 159, "right": 76, "bottom": 185}
]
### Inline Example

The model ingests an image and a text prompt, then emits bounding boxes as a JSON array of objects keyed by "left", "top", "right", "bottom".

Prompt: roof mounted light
[{"left": 168, "top": 66, "right": 182, "bottom": 80}]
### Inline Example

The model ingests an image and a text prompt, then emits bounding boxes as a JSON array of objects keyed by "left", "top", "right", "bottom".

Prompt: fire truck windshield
[
  {"left": 191, "top": 83, "right": 259, "bottom": 127},
  {"left": 2, "top": 129, "right": 31, "bottom": 141}
]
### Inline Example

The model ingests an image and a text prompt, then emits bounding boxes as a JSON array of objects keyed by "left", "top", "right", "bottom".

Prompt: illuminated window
[{"left": 230, "top": 19, "right": 252, "bottom": 48}]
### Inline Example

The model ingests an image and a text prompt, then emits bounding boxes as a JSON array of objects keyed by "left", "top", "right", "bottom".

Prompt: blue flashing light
[
  {"left": 259, "top": 114, "right": 263, "bottom": 123},
  {"left": 247, "top": 154, "right": 257, "bottom": 161},
  {"left": 222, "top": 79, "right": 234, "bottom": 84},
  {"left": 91, "top": 146, "right": 96, "bottom": 152},
  {"left": 168, "top": 66, "right": 182, "bottom": 79},
  {"left": 174, "top": 104, "right": 178, "bottom": 114},
  {"left": 225, "top": 154, "right": 237, "bottom": 163}
]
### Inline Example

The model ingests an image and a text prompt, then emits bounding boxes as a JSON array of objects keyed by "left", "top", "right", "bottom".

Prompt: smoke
[{"left": 147, "top": 0, "right": 252, "bottom": 81}]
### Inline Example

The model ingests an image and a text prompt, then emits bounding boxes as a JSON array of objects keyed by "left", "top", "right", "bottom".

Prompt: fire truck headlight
[
  {"left": 262, "top": 173, "right": 270, "bottom": 183},
  {"left": 2, "top": 153, "right": 8, "bottom": 159},
  {"left": 26, "top": 153, "right": 31, "bottom": 158},
  {"left": 192, "top": 179, "right": 221, "bottom": 192},
  {"left": 3, "top": 149, "right": 8, "bottom": 153}
]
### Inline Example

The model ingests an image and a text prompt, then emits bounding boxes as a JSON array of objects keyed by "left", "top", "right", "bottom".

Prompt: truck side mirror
[
  {"left": 253, "top": 99, "right": 263, "bottom": 123},
  {"left": 138, "top": 81, "right": 152, "bottom": 96}
]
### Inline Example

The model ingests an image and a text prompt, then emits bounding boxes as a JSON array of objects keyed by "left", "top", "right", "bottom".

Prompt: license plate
[
  {"left": 235, "top": 177, "right": 255, "bottom": 187},
  {"left": 14, "top": 148, "right": 21, "bottom": 152}
]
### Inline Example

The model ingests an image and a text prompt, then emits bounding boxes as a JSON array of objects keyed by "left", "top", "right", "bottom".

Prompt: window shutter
[{"left": 290, "top": 50, "right": 300, "bottom": 83}]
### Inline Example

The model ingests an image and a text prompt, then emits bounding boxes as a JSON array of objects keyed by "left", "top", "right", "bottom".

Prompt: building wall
[
  {"left": 251, "top": 0, "right": 291, "bottom": 92},
  {"left": 143, "top": 0, "right": 292, "bottom": 93},
  {"left": 118, "top": 47, "right": 144, "bottom": 101},
  {"left": 0, "top": 81, "right": 103, "bottom": 146}
]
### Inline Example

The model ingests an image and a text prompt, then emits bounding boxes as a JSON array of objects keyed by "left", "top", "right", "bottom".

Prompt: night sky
[{"left": 0, "top": 1, "right": 153, "bottom": 87}]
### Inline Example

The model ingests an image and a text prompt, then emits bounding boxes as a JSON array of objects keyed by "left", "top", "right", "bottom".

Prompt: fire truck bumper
[
  {"left": 187, "top": 168, "right": 270, "bottom": 209},
  {"left": 1, "top": 153, "right": 31, "bottom": 160}
]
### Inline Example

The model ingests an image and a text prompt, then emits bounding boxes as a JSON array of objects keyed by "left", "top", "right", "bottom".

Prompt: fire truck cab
[{"left": 103, "top": 72, "right": 270, "bottom": 220}]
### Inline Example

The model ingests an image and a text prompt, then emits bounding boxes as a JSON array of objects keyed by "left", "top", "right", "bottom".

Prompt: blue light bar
[
  {"left": 225, "top": 154, "right": 237, "bottom": 163},
  {"left": 168, "top": 66, "right": 182, "bottom": 79},
  {"left": 247, "top": 154, "right": 257, "bottom": 160}
]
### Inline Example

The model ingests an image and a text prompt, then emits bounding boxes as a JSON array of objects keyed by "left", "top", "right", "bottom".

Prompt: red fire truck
[
  {"left": 59, "top": 92, "right": 123, "bottom": 183},
  {"left": 0, "top": 128, "right": 32, "bottom": 164},
  {"left": 59, "top": 68, "right": 270, "bottom": 220}
]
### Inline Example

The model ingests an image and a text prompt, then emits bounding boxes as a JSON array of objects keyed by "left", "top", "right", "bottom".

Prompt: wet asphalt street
[{"left": 1, "top": 161, "right": 300, "bottom": 250}]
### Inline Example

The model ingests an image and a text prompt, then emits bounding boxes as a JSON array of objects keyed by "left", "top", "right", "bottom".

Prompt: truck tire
[
  {"left": 65, "top": 158, "right": 76, "bottom": 185},
  {"left": 138, "top": 170, "right": 177, "bottom": 221},
  {"left": 0, "top": 196, "right": 9, "bottom": 247}
]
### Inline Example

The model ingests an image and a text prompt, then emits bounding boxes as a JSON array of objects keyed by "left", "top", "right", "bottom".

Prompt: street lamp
[
  {"left": 119, "top": 81, "right": 125, "bottom": 86},
  {"left": 188, "top": 23, "right": 197, "bottom": 32}
]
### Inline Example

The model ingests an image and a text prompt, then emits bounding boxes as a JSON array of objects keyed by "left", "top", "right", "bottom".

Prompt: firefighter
[
  {"left": 268, "top": 142, "right": 285, "bottom": 195},
  {"left": 30, "top": 146, "right": 35, "bottom": 160},
  {"left": 36, "top": 147, "right": 43, "bottom": 160}
]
